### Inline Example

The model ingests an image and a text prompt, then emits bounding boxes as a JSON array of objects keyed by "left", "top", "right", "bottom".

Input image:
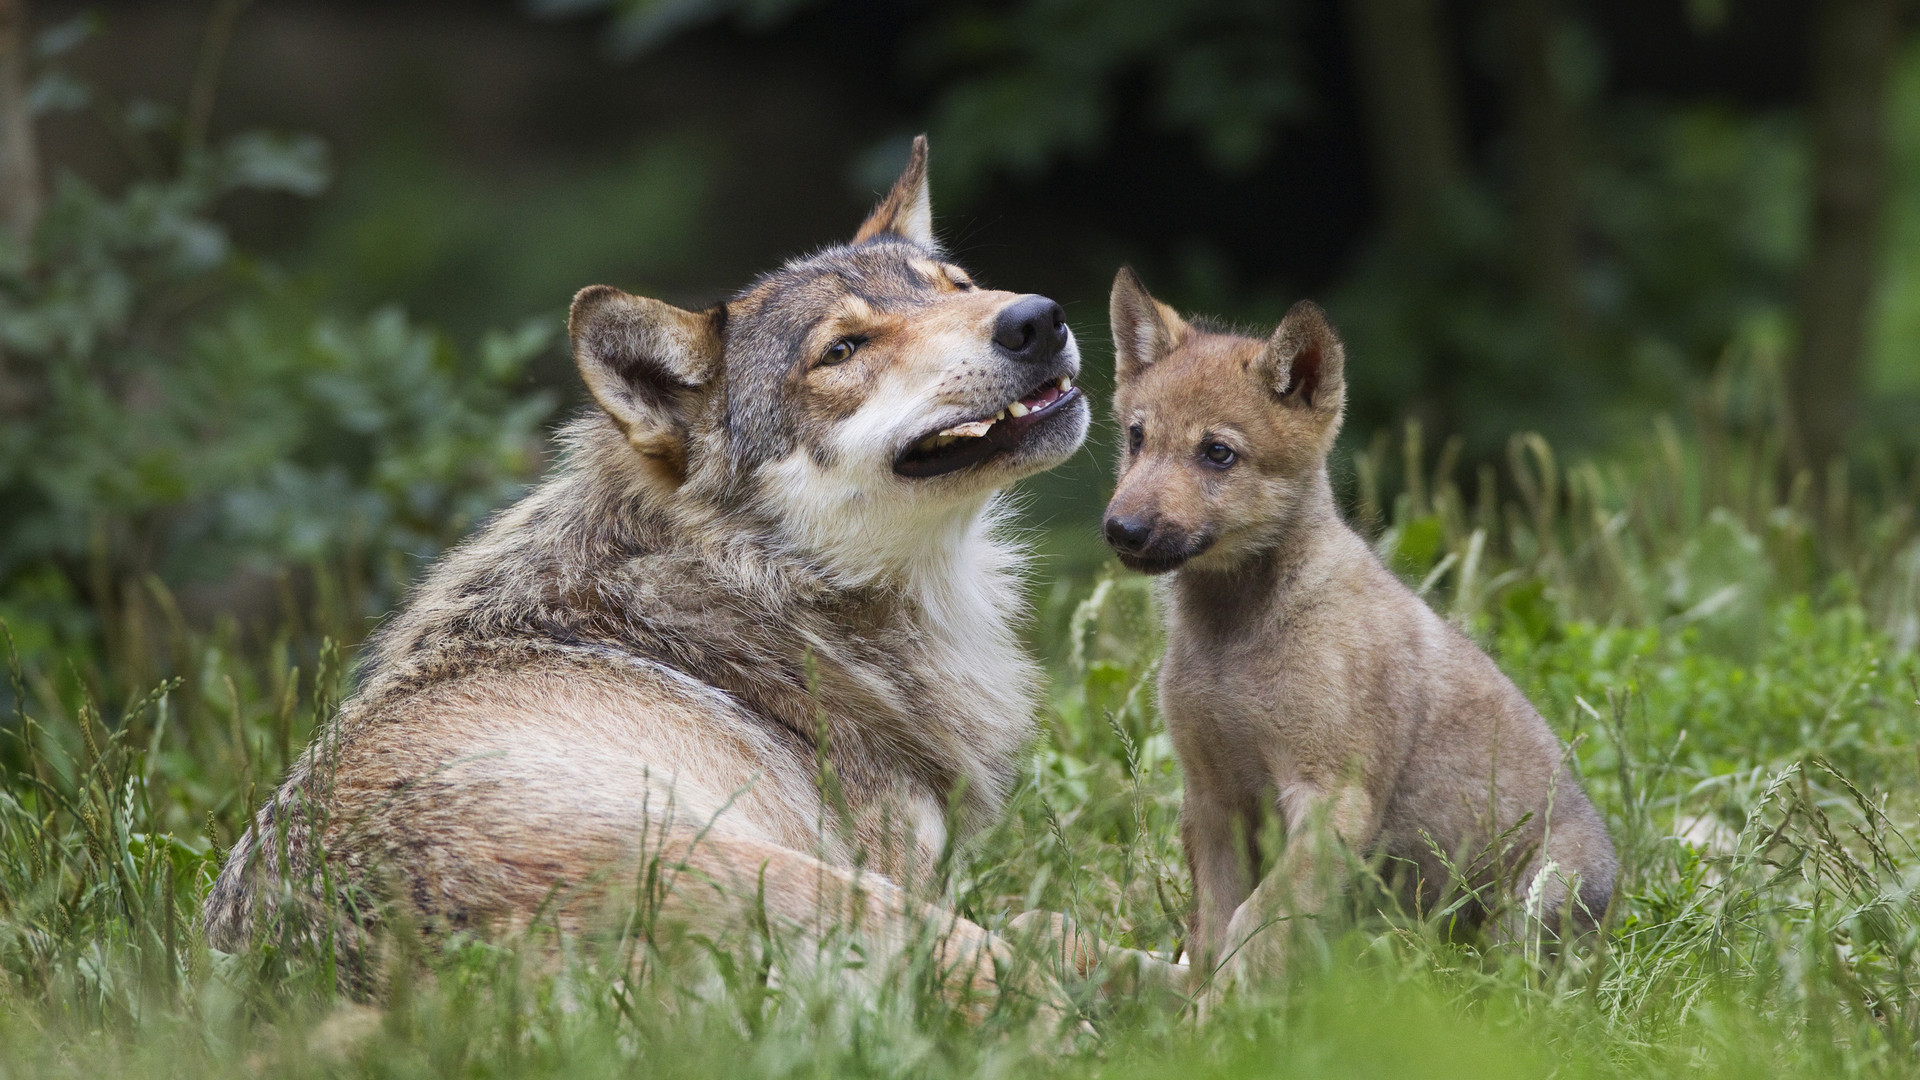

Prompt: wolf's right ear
[
  {"left": 1110, "top": 266, "right": 1186, "bottom": 383},
  {"left": 854, "top": 134, "right": 934, "bottom": 248},
  {"left": 570, "top": 285, "right": 723, "bottom": 483}
]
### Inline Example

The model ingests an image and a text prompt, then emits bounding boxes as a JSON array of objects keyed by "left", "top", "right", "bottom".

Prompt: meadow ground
[{"left": 4, "top": 413, "right": 1920, "bottom": 1079}]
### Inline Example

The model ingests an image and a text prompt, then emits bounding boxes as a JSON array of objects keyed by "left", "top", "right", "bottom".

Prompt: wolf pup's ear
[
  {"left": 570, "top": 285, "right": 723, "bottom": 483},
  {"left": 1258, "top": 300, "right": 1346, "bottom": 414},
  {"left": 1110, "top": 266, "right": 1186, "bottom": 383},
  {"left": 854, "top": 134, "right": 935, "bottom": 248}
]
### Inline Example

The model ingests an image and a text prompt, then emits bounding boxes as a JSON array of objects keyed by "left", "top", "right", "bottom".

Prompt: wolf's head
[
  {"left": 567, "top": 136, "right": 1088, "bottom": 582},
  {"left": 1102, "top": 267, "right": 1346, "bottom": 575}
]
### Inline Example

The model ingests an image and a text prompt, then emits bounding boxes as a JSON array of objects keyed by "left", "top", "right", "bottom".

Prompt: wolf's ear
[
  {"left": 570, "top": 285, "right": 723, "bottom": 482},
  {"left": 1257, "top": 300, "right": 1346, "bottom": 413},
  {"left": 853, "top": 134, "right": 934, "bottom": 248},
  {"left": 1110, "top": 266, "right": 1186, "bottom": 383}
]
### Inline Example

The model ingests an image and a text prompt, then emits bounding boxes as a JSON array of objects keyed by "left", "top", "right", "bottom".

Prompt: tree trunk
[
  {"left": 1499, "top": 0, "right": 1583, "bottom": 356},
  {"left": 0, "top": 0, "right": 37, "bottom": 246},
  {"left": 1344, "top": 0, "right": 1466, "bottom": 235},
  {"left": 0, "top": 0, "right": 32, "bottom": 419},
  {"left": 184, "top": 0, "right": 254, "bottom": 156},
  {"left": 1792, "top": 0, "right": 1901, "bottom": 473}
]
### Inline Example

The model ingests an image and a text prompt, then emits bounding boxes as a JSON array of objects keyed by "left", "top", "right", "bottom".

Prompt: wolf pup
[
  {"left": 1100, "top": 268, "right": 1615, "bottom": 988},
  {"left": 203, "top": 138, "right": 1097, "bottom": 1014}
]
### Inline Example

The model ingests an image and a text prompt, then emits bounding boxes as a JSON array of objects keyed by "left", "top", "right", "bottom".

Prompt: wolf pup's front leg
[
  {"left": 1175, "top": 773, "right": 1255, "bottom": 981},
  {"left": 1100, "top": 267, "right": 1617, "bottom": 997},
  {"left": 1214, "top": 787, "right": 1376, "bottom": 992}
]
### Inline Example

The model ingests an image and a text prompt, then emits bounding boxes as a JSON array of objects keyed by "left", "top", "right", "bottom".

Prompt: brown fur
[
  {"left": 201, "top": 138, "right": 1151, "bottom": 1017},
  {"left": 1102, "top": 268, "right": 1616, "bottom": 989}
]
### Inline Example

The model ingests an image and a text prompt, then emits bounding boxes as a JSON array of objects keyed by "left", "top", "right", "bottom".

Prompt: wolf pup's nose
[
  {"left": 994, "top": 295, "right": 1068, "bottom": 363},
  {"left": 1103, "top": 514, "right": 1153, "bottom": 554}
]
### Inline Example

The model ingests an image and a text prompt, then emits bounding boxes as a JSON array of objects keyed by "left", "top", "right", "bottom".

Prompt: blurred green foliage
[
  {"left": 301, "top": 133, "right": 710, "bottom": 335},
  {"left": 0, "top": 26, "right": 558, "bottom": 677},
  {"left": 539, "top": 0, "right": 1304, "bottom": 187},
  {"left": 1331, "top": 104, "right": 1807, "bottom": 450},
  {"left": 905, "top": 0, "right": 1305, "bottom": 187}
]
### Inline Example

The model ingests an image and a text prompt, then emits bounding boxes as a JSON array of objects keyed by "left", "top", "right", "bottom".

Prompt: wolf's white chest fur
[
  {"left": 900, "top": 509, "right": 1037, "bottom": 742},
  {"left": 761, "top": 449, "right": 1039, "bottom": 824}
]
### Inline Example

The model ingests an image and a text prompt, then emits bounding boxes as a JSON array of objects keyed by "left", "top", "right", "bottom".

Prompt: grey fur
[{"left": 202, "top": 141, "right": 1116, "bottom": 1015}]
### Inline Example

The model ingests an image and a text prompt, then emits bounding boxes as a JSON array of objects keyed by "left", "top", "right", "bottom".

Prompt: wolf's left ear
[
  {"left": 853, "top": 134, "right": 935, "bottom": 248},
  {"left": 1258, "top": 300, "right": 1345, "bottom": 413},
  {"left": 570, "top": 285, "right": 723, "bottom": 483},
  {"left": 1110, "top": 266, "right": 1187, "bottom": 383}
]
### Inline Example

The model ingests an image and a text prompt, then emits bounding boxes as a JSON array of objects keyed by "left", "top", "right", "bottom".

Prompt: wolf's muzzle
[{"left": 994, "top": 295, "right": 1069, "bottom": 365}]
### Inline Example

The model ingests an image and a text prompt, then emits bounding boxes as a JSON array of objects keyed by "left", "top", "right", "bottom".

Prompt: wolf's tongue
[{"left": 1007, "top": 382, "right": 1062, "bottom": 419}]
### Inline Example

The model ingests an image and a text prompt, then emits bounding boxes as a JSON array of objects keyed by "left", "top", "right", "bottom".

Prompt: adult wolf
[{"left": 204, "top": 138, "right": 1095, "bottom": 1014}]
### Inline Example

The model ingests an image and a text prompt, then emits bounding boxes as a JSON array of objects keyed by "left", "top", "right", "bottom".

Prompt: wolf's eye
[
  {"left": 1203, "top": 442, "right": 1236, "bottom": 467},
  {"left": 949, "top": 272, "right": 975, "bottom": 291},
  {"left": 1127, "top": 424, "right": 1144, "bottom": 454},
  {"left": 821, "top": 339, "right": 859, "bottom": 365}
]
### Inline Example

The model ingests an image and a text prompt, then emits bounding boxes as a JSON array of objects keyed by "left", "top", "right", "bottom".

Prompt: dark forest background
[{"left": 2, "top": 0, "right": 1917, "bottom": 657}]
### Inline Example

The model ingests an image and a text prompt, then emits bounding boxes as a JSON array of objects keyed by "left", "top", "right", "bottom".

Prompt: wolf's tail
[{"left": 202, "top": 755, "right": 383, "bottom": 995}]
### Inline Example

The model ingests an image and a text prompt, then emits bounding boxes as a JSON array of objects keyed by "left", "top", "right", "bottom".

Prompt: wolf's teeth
[
  {"left": 941, "top": 419, "right": 993, "bottom": 439},
  {"left": 995, "top": 409, "right": 1007, "bottom": 421},
  {"left": 1007, "top": 401, "right": 1030, "bottom": 418},
  {"left": 1060, "top": 376, "right": 1073, "bottom": 391}
]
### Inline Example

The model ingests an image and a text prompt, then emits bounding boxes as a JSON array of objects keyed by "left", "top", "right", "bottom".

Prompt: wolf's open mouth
[{"left": 895, "top": 375, "right": 1081, "bottom": 478}]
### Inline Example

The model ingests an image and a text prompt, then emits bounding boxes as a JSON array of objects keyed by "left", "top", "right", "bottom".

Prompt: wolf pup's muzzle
[{"left": 1102, "top": 511, "right": 1214, "bottom": 574}]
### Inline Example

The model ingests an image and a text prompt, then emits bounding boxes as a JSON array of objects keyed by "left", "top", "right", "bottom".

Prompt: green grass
[{"left": 4, "top": 403, "right": 1920, "bottom": 1078}]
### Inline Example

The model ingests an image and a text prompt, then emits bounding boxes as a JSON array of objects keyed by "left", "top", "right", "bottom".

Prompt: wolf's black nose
[
  {"left": 994, "top": 295, "right": 1068, "bottom": 362},
  {"left": 1104, "top": 515, "right": 1153, "bottom": 554}
]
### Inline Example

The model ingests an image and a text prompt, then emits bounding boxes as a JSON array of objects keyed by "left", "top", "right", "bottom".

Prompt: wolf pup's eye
[
  {"left": 1203, "top": 442, "right": 1236, "bottom": 467},
  {"left": 1127, "top": 424, "right": 1144, "bottom": 454},
  {"left": 821, "top": 339, "right": 859, "bottom": 365}
]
